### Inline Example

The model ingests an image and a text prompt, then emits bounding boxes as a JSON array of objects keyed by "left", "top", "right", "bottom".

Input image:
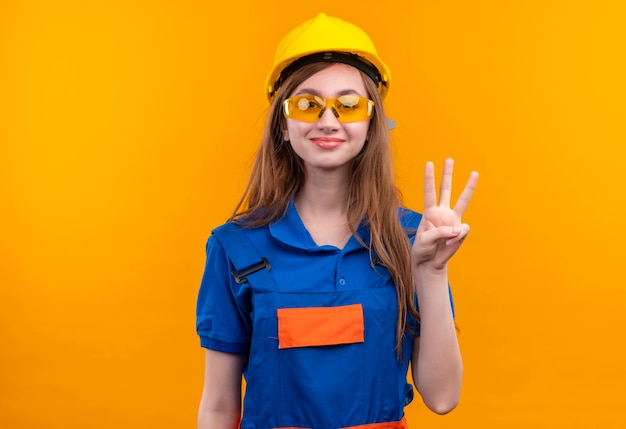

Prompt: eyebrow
[{"left": 294, "top": 88, "right": 364, "bottom": 97}]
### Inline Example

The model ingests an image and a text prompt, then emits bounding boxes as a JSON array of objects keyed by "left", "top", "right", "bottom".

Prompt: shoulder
[
  {"left": 206, "top": 222, "right": 251, "bottom": 256},
  {"left": 211, "top": 220, "right": 267, "bottom": 239},
  {"left": 209, "top": 221, "right": 271, "bottom": 262},
  {"left": 398, "top": 207, "right": 422, "bottom": 230},
  {"left": 211, "top": 221, "right": 244, "bottom": 237}
]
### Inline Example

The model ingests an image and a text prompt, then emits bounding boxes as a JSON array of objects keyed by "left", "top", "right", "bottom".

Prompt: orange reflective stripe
[
  {"left": 273, "top": 416, "right": 408, "bottom": 429},
  {"left": 277, "top": 304, "right": 364, "bottom": 349}
]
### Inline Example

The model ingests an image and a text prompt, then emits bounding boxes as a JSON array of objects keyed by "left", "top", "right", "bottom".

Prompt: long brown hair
[{"left": 230, "top": 62, "right": 419, "bottom": 351}]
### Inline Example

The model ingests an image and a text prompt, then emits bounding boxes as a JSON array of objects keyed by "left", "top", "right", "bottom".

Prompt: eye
[
  {"left": 336, "top": 95, "right": 360, "bottom": 110},
  {"left": 296, "top": 95, "right": 323, "bottom": 111}
]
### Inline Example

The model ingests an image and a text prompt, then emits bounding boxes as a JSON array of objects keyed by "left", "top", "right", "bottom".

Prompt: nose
[{"left": 317, "top": 106, "right": 340, "bottom": 132}]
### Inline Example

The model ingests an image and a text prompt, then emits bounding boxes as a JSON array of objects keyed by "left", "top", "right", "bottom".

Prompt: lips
[{"left": 310, "top": 137, "right": 344, "bottom": 149}]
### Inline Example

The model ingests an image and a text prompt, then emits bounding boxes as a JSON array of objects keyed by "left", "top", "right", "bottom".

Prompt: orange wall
[{"left": 1, "top": 1, "right": 625, "bottom": 427}]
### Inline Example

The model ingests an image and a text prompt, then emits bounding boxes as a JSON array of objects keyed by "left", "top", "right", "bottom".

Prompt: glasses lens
[
  {"left": 283, "top": 95, "right": 324, "bottom": 122},
  {"left": 333, "top": 95, "right": 374, "bottom": 122},
  {"left": 283, "top": 94, "right": 375, "bottom": 123}
]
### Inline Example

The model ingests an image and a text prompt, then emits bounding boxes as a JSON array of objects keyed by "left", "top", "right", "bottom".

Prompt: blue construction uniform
[{"left": 196, "top": 200, "right": 454, "bottom": 428}]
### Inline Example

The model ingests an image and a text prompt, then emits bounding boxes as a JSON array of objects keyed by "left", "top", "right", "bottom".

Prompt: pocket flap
[{"left": 277, "top": 304, "right": 364, "bottom": 349}]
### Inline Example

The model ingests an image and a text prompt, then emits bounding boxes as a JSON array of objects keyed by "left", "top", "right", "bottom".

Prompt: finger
[
  {"left": 423, "top": 161, "right": 437, "bottom": 209},
  {"left": 446, "top": 223, "right": 470, "bottom": 246},
  {"left": 453, "top": 171, "right": 479, "bottom": 217},
  {"left": 417, "top": 225, "right": 462, "bottom": 246},
  {"left": 439, "top": 158, "right": 454, "bottom": 208}
]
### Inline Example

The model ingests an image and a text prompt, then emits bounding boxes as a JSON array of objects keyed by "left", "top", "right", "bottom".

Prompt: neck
[
  {"left": 294, "top": 168, "right": 354, "bottom": 248},
  {"left": 295, "top": 168, "right": 350, "bottom": 218}
]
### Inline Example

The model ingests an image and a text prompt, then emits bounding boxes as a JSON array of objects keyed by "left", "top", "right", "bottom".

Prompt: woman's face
[{"left": 282, "top": 63, "right": 370, "bottom": 175}]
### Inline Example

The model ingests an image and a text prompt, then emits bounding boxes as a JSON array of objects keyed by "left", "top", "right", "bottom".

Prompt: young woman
[{"left": 196, "top": 13, "right": 478, "bottom": 429}]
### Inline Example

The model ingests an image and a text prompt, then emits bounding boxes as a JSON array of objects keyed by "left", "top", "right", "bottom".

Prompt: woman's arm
[
  {"left": 410, "top": 159, "right": 478, "bottom": 414},
  {"left": 198, "top": 349, "right": 245, "bottom": 429},
  {"left": 411, "top": 268, "right": 463, "bottom": 414}
]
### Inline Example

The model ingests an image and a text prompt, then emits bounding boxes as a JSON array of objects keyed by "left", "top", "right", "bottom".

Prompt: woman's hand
[{"left": 412, "top": 158, "right": 479, "bottom": 274}]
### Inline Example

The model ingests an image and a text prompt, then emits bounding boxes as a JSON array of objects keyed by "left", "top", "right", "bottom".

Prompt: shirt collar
[{"left": 269, "top": 199, "right": 370, "bottom": 252}]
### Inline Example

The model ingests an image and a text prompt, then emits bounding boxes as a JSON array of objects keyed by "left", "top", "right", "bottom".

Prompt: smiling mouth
[{"left": 311, "top": 137, "right": 343, "bottom": 149}]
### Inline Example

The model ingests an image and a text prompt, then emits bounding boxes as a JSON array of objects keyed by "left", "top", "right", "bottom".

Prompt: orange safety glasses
[{"left": 283, "top": 94, "right": 375, "bottom": 123}]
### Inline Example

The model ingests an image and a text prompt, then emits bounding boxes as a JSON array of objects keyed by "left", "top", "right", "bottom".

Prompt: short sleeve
[{"left": 195, "top": 234, "right": 252, "bottom": 354}]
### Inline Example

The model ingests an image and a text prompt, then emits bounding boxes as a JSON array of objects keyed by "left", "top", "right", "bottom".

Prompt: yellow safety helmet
[{"left": 265, "top": 13, "right": 391, "bottom": 102}]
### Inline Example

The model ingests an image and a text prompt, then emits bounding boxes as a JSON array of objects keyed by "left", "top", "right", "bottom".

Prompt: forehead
[{"left": 292, "top": 63, "right": 368, "bottom": 97}]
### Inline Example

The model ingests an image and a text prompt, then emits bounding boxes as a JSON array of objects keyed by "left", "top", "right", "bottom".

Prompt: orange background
[{"left": 1, "top": 1, "right": 625, "bottom": 428}]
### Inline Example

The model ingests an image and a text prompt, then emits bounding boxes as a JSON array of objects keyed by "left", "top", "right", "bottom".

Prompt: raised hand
[{"left": 412, "top": 158, "right": 479, "bottom": 273}]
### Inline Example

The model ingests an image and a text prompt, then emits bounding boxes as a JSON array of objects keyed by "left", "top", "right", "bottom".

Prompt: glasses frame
[{"left": 282, "top": 94, "right": 375, "bottom": 123}]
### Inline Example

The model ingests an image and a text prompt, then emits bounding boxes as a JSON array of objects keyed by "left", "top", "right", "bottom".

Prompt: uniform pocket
[{"left": 277, "top": 303, "right": 364, "bottom": 349}]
